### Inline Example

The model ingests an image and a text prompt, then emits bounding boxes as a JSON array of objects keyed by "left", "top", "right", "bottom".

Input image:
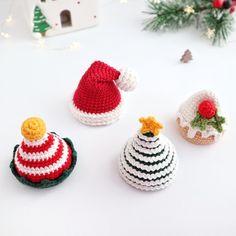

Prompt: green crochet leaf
[
  {"left": 10, "top": 137, "right": 77, "bottom": 189},
  {"left": 191, "top": 112, "right": 225, "bottom": 133}
]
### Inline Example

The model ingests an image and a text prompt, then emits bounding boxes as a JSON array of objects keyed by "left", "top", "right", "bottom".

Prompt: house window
[{"left": 60, "top": 10, "right": 72, "bottom": 28}]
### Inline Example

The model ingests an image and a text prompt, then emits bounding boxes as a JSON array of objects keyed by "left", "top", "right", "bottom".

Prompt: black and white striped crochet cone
[{"left": 119, "top": 117, "right": 178, "bottom": 191}]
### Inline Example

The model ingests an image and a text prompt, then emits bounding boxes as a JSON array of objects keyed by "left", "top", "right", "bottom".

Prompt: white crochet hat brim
[{"left": 69, "top": 99, "right": 124, "bottom": 126}]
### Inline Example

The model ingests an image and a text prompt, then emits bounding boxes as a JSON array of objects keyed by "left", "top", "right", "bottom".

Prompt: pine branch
[
  {"left": 144, "top": 0, "right": 235, "bottom": 45},
  {"left": 144, "top": 0, "right": 198, "bottom": 31},
  {"left": 202, "top": 9, "right": 234, "bottom": 44}
]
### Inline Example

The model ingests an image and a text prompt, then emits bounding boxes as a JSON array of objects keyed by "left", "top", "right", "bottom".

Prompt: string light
[
  {"left": 69, "top": 41, "right": 80, "bottom": 50},
  {"left": 6, "top": 15, "right": 13, "bottom": 23},
  {"left": 36, "top": 39, "right": 46, "bottom": 48},
  {"left": 1, "top": 32, "right": 10, "bottom": 38},
  {"left": 0, "top": 0, "right": 15, "bottom": 40},
  {"left": 33, "top": 38, "right": 81, "bottom": 51}
]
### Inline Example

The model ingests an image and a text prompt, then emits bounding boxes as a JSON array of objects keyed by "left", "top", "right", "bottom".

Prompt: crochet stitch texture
[
  {"left": 11, "top": 118, "right": 77, "bottom": 188},
  {"left": 177, "top": 90, "right": 226, "bottom": 145},
  {"left": 119, "top": 117, "right": 178, "bottom": 191},
  {"left": 70, "top": 61, "right": 137, "bottom": 126},
  {"left": 73, "top": 61, "right": 121, "bottom": 113},
  {"left": 10, "top": 138, "right": 77, "bottom": 188}
]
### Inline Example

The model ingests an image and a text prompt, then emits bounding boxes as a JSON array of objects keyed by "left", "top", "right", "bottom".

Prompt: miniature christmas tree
[
  {"left": 144, "top": 0, "right": 235, "bottom": 45},
  {"left": 119, "top": 117, "right": 178, "bottom": 191},
  {"left": 33, "top": 6, "right": 51, "bottom": 37},
  {"left": 180, "top": 49, "right": 192, "bottom": 63}
]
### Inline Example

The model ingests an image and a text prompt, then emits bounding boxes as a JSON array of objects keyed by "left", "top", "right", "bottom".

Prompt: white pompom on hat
[{"left": 116, "top": 68, "right": 138, "bottom": 92}]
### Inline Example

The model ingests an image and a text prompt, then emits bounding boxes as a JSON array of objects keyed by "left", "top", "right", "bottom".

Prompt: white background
[{"left": 0, "top": 0, "right": 236, "bottom": 235}]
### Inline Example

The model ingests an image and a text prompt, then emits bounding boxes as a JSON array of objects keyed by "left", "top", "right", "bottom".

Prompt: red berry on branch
[
  {"left": 213, "top": 0, "right": 224, "bottom": 8},
  {"left": 230, "top": 5, "right": 235, "bottom": 12},
  {"left": 198, "top": 100, "right": 217, "bottom": 119},
  {"left": 222, "top": 0, "right": 232, "bottom": 9}
]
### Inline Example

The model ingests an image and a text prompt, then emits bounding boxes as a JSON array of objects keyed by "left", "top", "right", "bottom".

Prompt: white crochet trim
[
  {"left": 132, "top": 139, "right": 165, "bottom": 155},
  {"left": 14, "top": 141, "right": 69, "bottom": 176},
  {"left": 69, "top": 98, "right": 123, "bottom": 126},
  {"left": 178, "top": 112, "right": 225, "bottom": 141},
  {"left": 119, "top": 152, "right": 177, "bottom": 180},
  {"left": 137, "top": 132, "right": 160, "bottom": 142},
  {"left": 119, "top": 131, "right": 178, "bottom": 191},
  {"left": 23, "top": 133, "right": 49, "bottom": 147},
  {"left": 124, "top": 147, "right": 174, "bottom": 172},
  {"left": 119, "top": 163, "right": 177, "bottom": 191},
  {"left": 127, "top": 140, "right": 169, "bottom": 162},
  {"left": 116, "top": 68, "right": 138, "bottom": 92},
  {"left": 18, "top": 135, "right": 59, "bottom": 161},
  {"left": 119, "top": 161, "right": 177, "bottom": 187},
  {"left": 133, "top": 136, "right": 161, "bottom": 149},
  {"left": 177, "top": 90, "right": 226, "bottom": 139}
]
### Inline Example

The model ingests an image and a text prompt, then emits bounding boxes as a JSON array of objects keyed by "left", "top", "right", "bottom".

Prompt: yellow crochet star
[{"left": 139, "top": 116, "right": 164, "bottom": 136}]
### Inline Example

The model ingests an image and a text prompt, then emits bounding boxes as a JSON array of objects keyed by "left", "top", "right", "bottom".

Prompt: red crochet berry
[
  {"left": 213, "top": 0, "right": 223, "bottom": 8},
  {"left": 198, "top": 100, "right": 216, "bottom": 119}
]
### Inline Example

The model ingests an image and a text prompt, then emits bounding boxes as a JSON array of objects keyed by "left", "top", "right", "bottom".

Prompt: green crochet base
[{"left": 10, "top": 137, "right": 77, "bottom": 189}]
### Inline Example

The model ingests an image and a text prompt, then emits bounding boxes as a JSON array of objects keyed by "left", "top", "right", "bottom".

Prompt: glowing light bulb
[
  {"left": 69, "top": 42, "right": 80, "bottom": 50},
  {"left": 37, "top": 39, "right": 45, "bottom": 48},
  {"left": 1, "top": 32, "right": 10, "bottom": 38},
  {"left": 6, "top": 15, "right": 12, "bottom": 23}
]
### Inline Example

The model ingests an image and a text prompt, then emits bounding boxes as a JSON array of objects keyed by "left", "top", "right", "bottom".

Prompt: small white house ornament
[{"left": 24, "top": 0, "right": 99, "bottom": 38}]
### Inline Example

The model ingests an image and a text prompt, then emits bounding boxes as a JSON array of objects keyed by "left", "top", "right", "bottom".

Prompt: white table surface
[{"left": 0, "top": 0, "right": 236, "bottom": 235}]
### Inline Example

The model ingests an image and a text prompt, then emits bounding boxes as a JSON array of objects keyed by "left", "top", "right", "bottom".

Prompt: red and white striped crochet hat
[
  {"left": 10, "top": 117, "right": 77, "bottom": 188},
  {"left": 70, "top": 61, "right": 138, "bottom": 126}
]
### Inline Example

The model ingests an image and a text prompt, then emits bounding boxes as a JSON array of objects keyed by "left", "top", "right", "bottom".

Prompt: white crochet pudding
[{"left": 177, "top": 90, "right": 226, "bottom": 145}]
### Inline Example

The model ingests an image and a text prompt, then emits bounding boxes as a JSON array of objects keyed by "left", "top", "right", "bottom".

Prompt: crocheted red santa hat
[
  {"left": 10, "top": 117, "right": 77, "bottom": 188},
  {"left": 70, "top": 61, "right": 138, "bottom": 126}
]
